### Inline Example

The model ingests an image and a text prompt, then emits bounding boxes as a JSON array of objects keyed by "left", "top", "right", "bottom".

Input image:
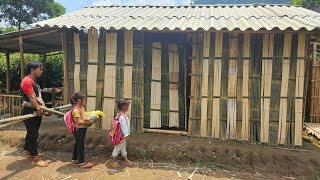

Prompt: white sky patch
[{"left": 92, "top": 0, "right": 192, "bottom": 6}]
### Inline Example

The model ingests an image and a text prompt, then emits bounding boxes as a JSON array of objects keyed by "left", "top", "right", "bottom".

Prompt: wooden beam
[
  {"left": 23, "top": 38, "right": 60, "bottom": 49},
  {"left": 19, "top": 36, "right": 25, "bottom": 80},
  {"left": 6, "top": 53, "right": 10, "bottom": 95},
  {"left": 61, "top": 32, "right": 68, "bottom": 105}
]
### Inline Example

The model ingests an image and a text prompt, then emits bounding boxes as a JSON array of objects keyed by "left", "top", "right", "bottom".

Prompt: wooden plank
[
  {"left": 278, "top": 33, "right": 292, "bottom": 145},
  {"left": 242, "top": 33, "right": 250, "bottom": 141},
  {"left": 19, "top": 36, "right": 25, "bottom": 80},
  {"left": 200, "top": 32, "right": 210, "bottom": 137},
  {"left": 124, "top": 30, "right": 133, "bottom": 119},
  {"left": 102, "top": 32, "right": 117, "bottom": 130},
  {"left": 74, "top": 32, "right": 81, "bottom": 93},
  {"left": 150, "top": 42, "right": 162, "bottom": 128},
  {"left": 5, "top": 53, "right": 10, "bottom": 95},
  {"left": 87, "top": 29, "right": 98, "bottom": 113},
  {"left": 294, "top": 33, "right": 306, "bottom": 146},
  {"left": 260, "top": 33, "right": 274, "bottom": 144},
  {"left": 169, "top": 44, "right": 179, "bottom": 128},
  {"left": 212, "top": 32, "right": 223, "bottom": 138},
  {"left": 66, "top": 31, "right": 75, "bottom": 100},
  {"left": 227, "top": 33, "right": 238, "bottom": 140},
  {"left": 61, "top": 32, "right": 68, "bottom": 104}
]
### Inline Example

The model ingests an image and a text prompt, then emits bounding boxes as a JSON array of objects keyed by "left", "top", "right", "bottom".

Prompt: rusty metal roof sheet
[{"left": 32, "top": 4, "right": 320, "bottom": 31}]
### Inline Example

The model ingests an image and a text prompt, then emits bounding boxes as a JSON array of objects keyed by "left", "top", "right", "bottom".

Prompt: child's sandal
[
  {"left": 110, "top": 162, "right": 120, "bottom": 168},
  {"left": 80, "top": 162, "right": 96, "bottom": 168},
  {"left": 123, "top": 161, "right": 133, "bottom": 166}
]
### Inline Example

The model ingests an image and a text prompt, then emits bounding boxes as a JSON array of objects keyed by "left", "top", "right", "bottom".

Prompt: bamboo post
[
  {"left": 212, "top": 32, "right": 223, "bottom": 139},
  {"left": 61, "top": 32, "right": 68, "bottom": 105},
  {"left": 278, "top": 33, "right": 292, "bottom": 145},
  {"left": 260, "top": 33, "right": 274, "bottom": 144},
  {"left": 6, "top": 53, "right": 10, "bottom": 95},
  {"left": 294, "top": 33, "right": 306, "bottom": 146},
  {"left": 311, "top": 42, "right": 317, "bottom": 123},
  {"left": 19, "top": 36, "right": 25, "bottom": 80},
  {"left": 200, "top": 32, "right": 210, "bottom": 137}
]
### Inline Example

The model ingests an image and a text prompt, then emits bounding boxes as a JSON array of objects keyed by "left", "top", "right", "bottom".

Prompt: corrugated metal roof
[{"left": 32, "top": 4, "right": 320, "bottom": 31}]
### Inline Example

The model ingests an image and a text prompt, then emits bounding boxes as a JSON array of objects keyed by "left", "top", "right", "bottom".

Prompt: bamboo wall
[
  {"left": 189, "top": 32, "right": 309, "bottom": 146},
  {"left": 64, "top": 29, "right": 310, "bottom": 146}
]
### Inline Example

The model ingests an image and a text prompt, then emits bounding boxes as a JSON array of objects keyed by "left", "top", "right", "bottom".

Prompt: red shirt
[{"left": 20, "top": 76, "right": 35, "bottom": 95}]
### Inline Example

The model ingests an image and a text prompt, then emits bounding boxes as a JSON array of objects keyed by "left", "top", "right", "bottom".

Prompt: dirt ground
[{"left": 1, "top": 116, "right": 320, "bottom": 180}]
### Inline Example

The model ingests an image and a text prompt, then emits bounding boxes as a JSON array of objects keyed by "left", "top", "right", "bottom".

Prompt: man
[{"left": 20, "top": 61, "right": 48, "bottom": 167}]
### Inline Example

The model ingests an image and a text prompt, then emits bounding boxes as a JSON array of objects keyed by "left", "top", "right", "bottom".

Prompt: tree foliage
[
  {"left": 0, "top": 0, "right": 65, "bottom": 29},
  {"left": 0, "top": 53, "right": 63, "bottom": 93},
  {"left": 292, "top": 0, "right": 320, "bottom": 9}
]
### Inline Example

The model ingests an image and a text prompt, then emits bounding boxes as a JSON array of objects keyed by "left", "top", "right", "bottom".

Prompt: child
[
  {"left": 110, "top": 99, "right": 132, "bottom": 168},
  {"left": 70, "top": 92, "right": 95, "bottom": 168}
]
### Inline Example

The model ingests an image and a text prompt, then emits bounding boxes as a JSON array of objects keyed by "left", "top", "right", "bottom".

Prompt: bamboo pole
[
  {"left": 188, "top": 34, "right": 197, "bottom": 135},
  {"left": 143, "top": 128, "right": 188, "bottom": 135},
  {"left": 19, "top": 36, "right": 25, "bottom": 80},
  {"left": 6, "top": 53, "right": 10, "bottom": 95},
  {"left": 169, "top": 44, "right": 179, "bottom": 128},
  {"left": 61, "top": 32, "right": 68, "bottom": 105},
  {"left": 311, "top": 41, "right": 317, "bottom": 123},
  {"left": 74, "top": 32, "right": 81, "bottom": 93}
]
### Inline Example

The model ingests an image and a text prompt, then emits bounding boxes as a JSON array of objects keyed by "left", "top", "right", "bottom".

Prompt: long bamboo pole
[{"left": 19, "top": 36, "right": 25, "bottom": 80}]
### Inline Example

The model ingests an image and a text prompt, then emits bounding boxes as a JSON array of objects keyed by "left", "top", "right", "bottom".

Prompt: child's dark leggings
[{"left": 72, "top": 128, "right": 87, "bottom": 164}]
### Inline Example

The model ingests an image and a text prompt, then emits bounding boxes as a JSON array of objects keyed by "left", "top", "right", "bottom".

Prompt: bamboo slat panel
[
  {"left": 169, "top": 44, "right": 179, "bottom": 128},
  {"left": 286, "top": 34, "right": 298, "bottom": 147},
  {"left": 189, "top": 33, "right": 203, "bottom": 136},
  {"left": 310, "top": 42, "right": 320, "bottom": 123},
  {"left": 242, "top": 33, "right": 250, "bottom": 141},
  {"left": 207, "top": 32, "right": 215, "bottom": 136},
  {"left": 150, "top": 42, "right": 162, "bottom": 128},
  {"left": 74, "top": 32, "right": 81, "bottom": 93},
  {"left": 278, "top": 33, "right": 292, "bottom": 145},
  {"left": 102, "top": 32, "right": 117, "bottom": 130},
  {"left": 294, "top": 33, "right": 306, "bottom": 146},
  {"left": 188, "top": 35, "right": 197, "bottom": 135},
  {"left": 161, "top": 43, "right": 169, "bottom": 127},
  {"left": 212, "top": 32, "right": 223, "bottom": 138},
  {"left": 220, "top": 33, "right": 230, "bottom": 140},
  {"left": 87, "top": 29, "right": 99, "bottom": 113},
  {"left": 250, "top": 33, "right": 263, "bottom": 143},
  {"left": 269, "top": 33, "right": 284, "bottom": 145},
  {"left": 260, "top": 33, "right": 274, "bottom": 143},
  {"left": 132, "top": 31, "right": 144, "bottom": 132},
  {"left": 200, "top": 32, "right": 210, "bottom": 136},
  {"left": 124, "top": 31, "right": 133, "bottom": 119},
  {"left": 79, "top": 30, "right": 88, "bottom": 94},
  {"left": 66, "top": 31, "right": 75, "bottom": 100},
  {"left": 227, "top": 33, "right": 238, "bottom": 140}
]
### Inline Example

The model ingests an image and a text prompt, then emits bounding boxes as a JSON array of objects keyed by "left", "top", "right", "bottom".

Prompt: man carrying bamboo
[{"left": 20, "top": 61, "right": 48, "bottom": 167}]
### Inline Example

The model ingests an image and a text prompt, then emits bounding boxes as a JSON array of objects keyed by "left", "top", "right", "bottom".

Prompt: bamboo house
[{"left": 1, "top": 4, "right": 320, "bottom": 147}]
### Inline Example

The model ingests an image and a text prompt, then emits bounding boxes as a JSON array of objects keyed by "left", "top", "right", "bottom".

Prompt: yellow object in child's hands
[{"left": 84, "top": 111, "right": 107, "bottom": 123}]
